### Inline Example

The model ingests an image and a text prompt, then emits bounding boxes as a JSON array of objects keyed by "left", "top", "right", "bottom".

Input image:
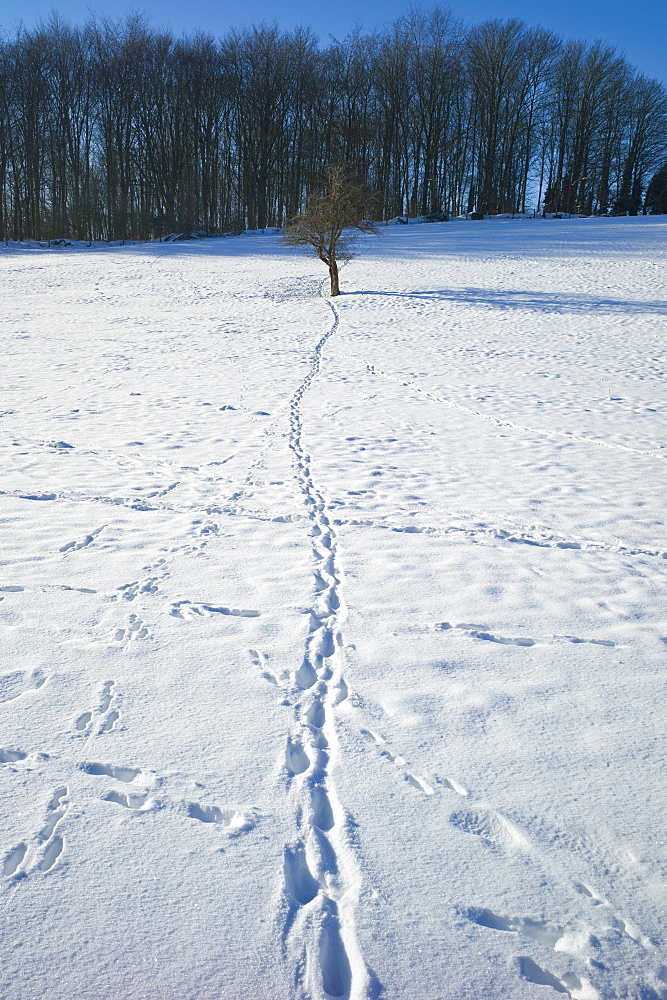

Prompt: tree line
[{"left": 1, "top": 9, "right": 666, "bottom": 242}]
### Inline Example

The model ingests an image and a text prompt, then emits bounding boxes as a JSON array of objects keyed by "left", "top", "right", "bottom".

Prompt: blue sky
[{"left": 5, "top": 0, "right": 667, "bottom": 85}]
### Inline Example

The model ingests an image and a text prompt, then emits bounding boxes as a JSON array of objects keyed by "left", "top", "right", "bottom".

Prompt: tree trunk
[{"left": 329, "top": 260, "right": 340, "bottom": 296}]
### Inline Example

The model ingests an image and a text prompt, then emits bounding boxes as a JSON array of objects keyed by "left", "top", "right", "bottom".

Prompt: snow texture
[{"left": 1, "top": 216, "right": 666, "bottom": 1000}]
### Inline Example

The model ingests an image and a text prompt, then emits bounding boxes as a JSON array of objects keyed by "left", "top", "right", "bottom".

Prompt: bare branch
[{"left": 281, "top": 166, "right": 378, "bottom": 295}]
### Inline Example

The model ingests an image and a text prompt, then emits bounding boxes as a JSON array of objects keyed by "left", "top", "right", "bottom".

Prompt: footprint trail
[{"left": 279, "top": 296, "right": 368, "bottom": 999}]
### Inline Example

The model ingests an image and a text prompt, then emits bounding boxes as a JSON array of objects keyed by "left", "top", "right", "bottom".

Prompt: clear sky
[{"left": 4, "top": 0, "right": 667, "bottom": 86}]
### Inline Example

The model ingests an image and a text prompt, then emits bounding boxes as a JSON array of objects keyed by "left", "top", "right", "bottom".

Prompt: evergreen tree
[{"left": 644, "top": 165, "right": 667, "bottom": 214}]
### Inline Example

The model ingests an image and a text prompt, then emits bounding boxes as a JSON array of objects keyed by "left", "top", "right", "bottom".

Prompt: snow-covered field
[{"left": 1, "top": 216, "right": 666, "bottom": 1000}]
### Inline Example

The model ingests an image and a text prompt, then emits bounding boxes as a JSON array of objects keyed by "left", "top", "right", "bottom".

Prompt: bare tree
[
  {"left": 281, "top": 166, "right": 377, "bottom": 296},
  {"left": 0, "top": 11, "right": 665, "bottom": 240}
]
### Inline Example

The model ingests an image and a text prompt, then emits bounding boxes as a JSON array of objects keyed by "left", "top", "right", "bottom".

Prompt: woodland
[{"left": 1, "top": 8, "right": 666, "bottom": 241}]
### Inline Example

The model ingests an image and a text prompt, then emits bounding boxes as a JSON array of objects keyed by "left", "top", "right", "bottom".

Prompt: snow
[{"left": 1, "top": 215, "right": 666, "bottom": 1000}]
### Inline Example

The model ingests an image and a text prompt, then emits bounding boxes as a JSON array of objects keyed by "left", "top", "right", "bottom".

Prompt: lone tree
[{"left": 281, "top": 167, "right": 377, "bottom": 296}]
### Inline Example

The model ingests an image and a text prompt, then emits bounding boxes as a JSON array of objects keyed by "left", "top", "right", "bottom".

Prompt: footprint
[
  {"left": 37, "top": 836, "right": 64, "bottom": 873},
  {"left": 306, "top": 697, "right": 326, "bottom": 729},
  {"left": 248, "top": 649, "right": 284, "bottom": 686},
  {"left": 450, "top": 807, "right": 531, "bottom": 851},
  {"left": 574, "top": 881, "right": 606, "bottom": 905},
  {"left": 202, "top": 604, "right": 260, "bottom": 618},
  {"left": 103, "top": 790, "right": 148, "bottom": 810},
  {"left": 187, "top": 802, "right": 257, "bottom": 835},
  {"left": 117, "top": 577, "right": 159, "bottom": 601},
  {"left": 74, "top": 681, "right": 120, "bottom": 735},
  {"left": 188, "top": 802, "right": 225, "bottom": 824},
  {"left": 99, "top": 681, "right": 115, "bottom": 712},
  {"left": 361, "top": 727, "right": 434, "bottom": 796},
  {"left": 310, "top": 785, "right": 335, "bottom": 832},
  {"left": 283, "top": 841, "right": 319, "bottom": 905},
  {"left": 37, "top": 809, "right": 66, "bottom": 843},
  {"left": 74, "top": 711, "right": 93, "bottom": 733},
  {"left": 171, "top": 600, "right": 259, "bottom": 619},
  {"left": 467, "top": 630, "right": 536, "bottom": 647},
  {"left": 436, "top": 775, "right": 468, "bottom": 796},
  {"left": 519, "top": 957, "right": 569, "bottom": 993},
  {"left": 574, "top": 881, "right": 653, "bottom": 949},
  {"left": 319, "top": 899, "right": 352, "bottom": 998},
  {"left": 285, "top": 736, "right": 310, "bottom": 775},
  {"left": 468, "top": 907, "right": 564, "bottom": 949},
  {"left": 99, "top": 710, "right": 120, "bottom": 733},
  {"left": 519, "top": 957, "right": 599, "bottom": 999},
  {"left": 405, "top": 772, "right": 435, "bottom": 795},
  {"left": 332, "top": 677, "right": 348, "bottom": 705},
  {"left": 48, "top": 788, "right": 68, "bottom": 811},
  {"left": 567, "top": 637, "right": 616, "bottom": 648},
  {"left": 16, "top": 787, "right": 71, "bottom": 876},
  {"left": 113, "top": 615, "right": 149, "bottom": 642},
  {"left": 0, "top": 749, "right": 27, "bottom": 763},
  {"left": 80, "top": 762, "right": 141, "bottom": 783},
  {"left": 437, "top": 623, "right": 535, "bottom": 646},
  {"left": 3, "top": 843, "right": 27, "bottom": 877},
  {"left": 295, "top": 656, "right": 318, "bottom": 690},
  {"left": 437, "top": 622, "right": 490, "bottom": 631},
  {"left": 59, "top": 526, "right": 104, "bottom": 554}
]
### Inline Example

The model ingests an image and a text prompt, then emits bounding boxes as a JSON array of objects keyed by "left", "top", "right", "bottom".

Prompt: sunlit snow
[{"left": 1, "top": 216, "right": 666, "bottom": 1000}]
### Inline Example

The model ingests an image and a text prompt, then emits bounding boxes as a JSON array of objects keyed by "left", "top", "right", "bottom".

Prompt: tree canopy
[{"left": 1, "top": 10, "right": 666, "bottom": 242}]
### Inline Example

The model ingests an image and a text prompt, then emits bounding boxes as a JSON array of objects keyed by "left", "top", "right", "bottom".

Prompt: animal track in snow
[
  {"left": 437, "top": 622, "right": 536, "bottom": 646},
  {"left": 0, "top": 748, "right": 27, "bottom": 763},
  {"left": 59, "top": 525, "right": 105, "bottom": 554},
  {"left": 188, "top": 802, "right": 225, "bottom": 824},
  {"left": 354, "top": 354, "right": 667, "bottom": 463},
  {"left": 98, "top": 709, "right": 120, "bottom": 733},
  {"left": 187, "top": 802, "right": 258, "bottom": 836},
  {"left": 319, "top": 898, "right": 353, "bottom": 999},
  {"left": 469, "top": 630, "right": 536, "bottom": 647},
  {"left": 4, "top": 786, "right": 70, "bottom": 878},
  {"left": 170, "top": 600, "right": 260, "bottom": 620},
  {"left": 573, "top": 881, "right": 606, "bottom": 905},
  {"left": 248, "top": 648, "right": 286, "bottom": 687},
  {"left": 438, "top": 622, "right": 618, "bottom": 649},
  {"left": 74, "top": 680, "right": 120, "bottom": 736},
  {"left": 449, "top": 806, "right": 532, "bottom": 852},
  {"left": 37, "top": 836, "right": 65, "bottom": 873},
  {"left": 333, "top": 510, "right": 667, "bottom": 564},
  {"left": 285, "top": 734, "right": 310, "bottom": 776},
  {"left": 0, "top": 669, "right": 47, "bottom": 704},
  {"left": 80, "top": 762, "right": 141, "bottom": 783},
  {"left": 37, "top": 788, "right": 69, "bottom": 844},
  {"left": 573, "top": 881, "right": 654, "bottom": 950},
  {"left": 361, "top": 727, "right": 435, "bottom": 795},
  {"left": 3, "top": 843, "right": 27, "bottom": 877},
  {"left": 277, "top": 296, "right": 366, "bottom": 998},
  {"left": 284, "top": 840, "right": 320, "bottom": 905},
  {"left": 19, "top": 492, "right": 58, "bottom": 501},
  {"left": 467, "top": 907, "right": 574, "bottom": 951},
  {"left": 434, "top": 774, "right": 469, "bottom": 796},
  {"left": 310, "top": 784, "right": 335, "bottom": 832},
  {"left": 103, "top": 790, "right": 149, "bottom": 810},
  {"left": 565, "top": 636, "right": 616, "bottom": 648},
  {"left": 519, "top": 957, "right": 598, "bottom": 999},
  {"left": 113, "top": 615, "right": 149, "bottom": 643},
  {"left": 117, "top": 577, "right": 159, "bottom": 601},
  {"left": 74, "top": 711, "right": 93, "bottom": 733}
]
